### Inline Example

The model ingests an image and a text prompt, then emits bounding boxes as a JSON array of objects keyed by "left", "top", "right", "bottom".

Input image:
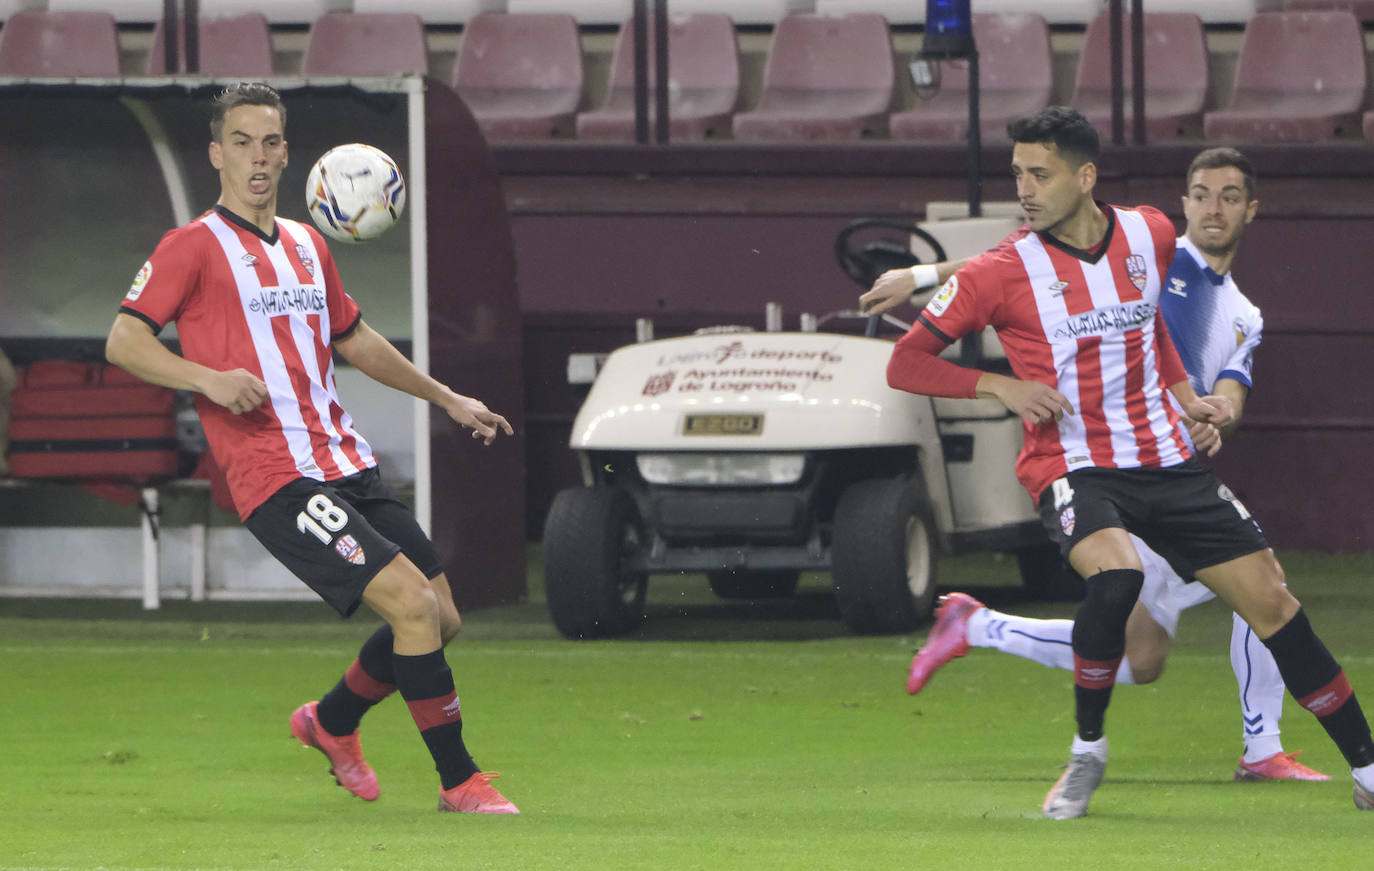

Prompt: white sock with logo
[
  {"left": 966, "top": 608, "right": 1075, "bottom": 671},
  {"left": 1232, "top": 610, "right": 1289, "bottom": 764},
  {"left": 1071, "top": 734, "right": 1109, "bottom": 761}
]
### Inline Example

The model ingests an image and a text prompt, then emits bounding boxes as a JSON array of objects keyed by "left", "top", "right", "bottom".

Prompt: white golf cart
[{"left": 542, "top": 208, "right": 1079, "bottom": 638}]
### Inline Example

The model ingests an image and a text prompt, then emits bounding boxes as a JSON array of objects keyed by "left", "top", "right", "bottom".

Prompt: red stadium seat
[
  {"left": 301, "top": 12, "right": 429, "bottom": 77},
  {"left": 889, "top": 12, "right": 1051, "bottom": 143},
  {"left": 576, "top": 13, "right": 740, "bottom": 141},
  {"left": 1204, "top": 11, "right": 1366, "bottom": 142},
  {"left": 452, "top": 12, "right": 585, "bottom": 140},
  {"left": 1072, "top": 11, "right": 1209, "bottom": 140},
  {"left": 732, "top": 12, "right": 895, "bottom": 141},
  {"left": 145, "top": 13, "right": 275, "bottom": 77},
  {"left": 0, "top": 9, "right": 120, "bottom": 77}
]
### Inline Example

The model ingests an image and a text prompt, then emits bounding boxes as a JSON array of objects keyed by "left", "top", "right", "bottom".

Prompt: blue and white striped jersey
[{"left": 1159, "top": 235, "right": 1264, "bottom": 395}]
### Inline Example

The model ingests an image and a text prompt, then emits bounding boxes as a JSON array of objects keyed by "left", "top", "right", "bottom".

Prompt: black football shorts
[
  {"left": 1037, "top": 458, "right": 1270, "bottom": 580},
  {"left": 244, "top": 467, "right": 442, "bottom": 617}
]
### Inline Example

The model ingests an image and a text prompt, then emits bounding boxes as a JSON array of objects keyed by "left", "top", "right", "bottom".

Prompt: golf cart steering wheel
[{"left": 834, "top": 218, "right": 948, "bottom": 337}]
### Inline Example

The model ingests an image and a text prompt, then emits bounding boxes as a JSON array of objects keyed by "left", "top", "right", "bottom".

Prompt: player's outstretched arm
[
  {"left": 334, "top": 319, "right": 514, "bottom": 445},
  {"left": 106, "top": 313, "right": 267, "bottom": 414},
  {"left": 859, "top": 259, "right": 969, "bottom": 315}
]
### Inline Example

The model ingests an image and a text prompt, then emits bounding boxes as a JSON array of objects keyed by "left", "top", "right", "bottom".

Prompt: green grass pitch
[{"left": 2, "top": 550, "right": 1371, "bottom": 870}]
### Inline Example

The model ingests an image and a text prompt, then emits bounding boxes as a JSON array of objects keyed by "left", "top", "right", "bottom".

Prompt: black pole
[
  {"left": 1131, "top": 0, "right": 1145, "bottom": 144},
  {"left": 632, "top": 0, "right": 649, "bottom": 144},
  {"left": 652, "top": 0, "right": 670, "bottom": 144},
  {"left": 162, "top": 0, "right": 178, "bottom": 74},
  {"left": 185, "top": 0, "right": 199, "bottom": 75},
  {"left": 1109, "top": 0, "right": 1123, "bottom": 145},
  {"left": 967, "top": 50, "right": 981, "bottom": 218}
]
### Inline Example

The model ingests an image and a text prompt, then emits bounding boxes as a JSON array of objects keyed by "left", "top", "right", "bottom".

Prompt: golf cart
[{"left": 542, "top": 209, "right": 1079, "bottom": 639}]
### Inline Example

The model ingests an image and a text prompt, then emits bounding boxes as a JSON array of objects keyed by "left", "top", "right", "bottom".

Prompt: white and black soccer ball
[{"left": 305, "top": 143, "right": 406, "bottom": 243}]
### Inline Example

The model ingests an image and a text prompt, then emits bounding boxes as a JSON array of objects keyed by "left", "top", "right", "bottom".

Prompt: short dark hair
[
  {"left": 1006, "top": 106, "right": 1100, "bottom": 168},
  {"left": 210, "top": 82, "right": 286, "bottom": 142},
  {"left": 1185, "top": 146, "right": 1256, "bottom": 200}
]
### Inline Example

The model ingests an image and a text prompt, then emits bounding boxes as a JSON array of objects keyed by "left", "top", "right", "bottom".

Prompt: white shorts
[{"left": 1130, "top": 532, "right": 1215, "bottom": 637}]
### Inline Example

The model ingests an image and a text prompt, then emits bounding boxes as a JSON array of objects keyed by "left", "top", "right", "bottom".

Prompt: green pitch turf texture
[{"left": 2, "top": 550, "right": 1371, "bottom": 871}]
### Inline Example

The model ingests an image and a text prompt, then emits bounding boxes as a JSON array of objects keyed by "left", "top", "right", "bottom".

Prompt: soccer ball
[{"left": 305, "top": 143, "right": 406, "bottom": 243}]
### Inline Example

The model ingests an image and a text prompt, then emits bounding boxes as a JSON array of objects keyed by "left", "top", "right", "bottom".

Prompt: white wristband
[{"left": 909, "top": 263, "right": 940, "bottom": 293}]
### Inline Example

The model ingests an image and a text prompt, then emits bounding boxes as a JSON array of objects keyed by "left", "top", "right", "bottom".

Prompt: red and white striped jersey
[
  {"left": 120, "top": 206, "right": 377, "bottom": 519},
  {"left": 892, "top": 203, "right": 1190, "bottom": 503}
]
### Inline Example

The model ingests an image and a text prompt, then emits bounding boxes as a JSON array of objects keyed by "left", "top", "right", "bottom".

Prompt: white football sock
[
  {"left": 1071, "top": 734, "right": 1109, "bottom": 761},
  {"left": 967, "top": 608, "right": 1075, "bottom": 671},
  {"left": 1232, "top": 610, "right": 1289, "bottom": 763},
  {"left": 1353, "top": 763, "right": 1374, "bottom": 793}
]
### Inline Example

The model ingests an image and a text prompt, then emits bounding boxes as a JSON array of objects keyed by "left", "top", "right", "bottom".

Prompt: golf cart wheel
[
  {"left": 1017, "top": 543, "right": 1086, "bottom": 602},
  {"left": 707, "top": 570, "right": 801, "bottom": 600},
  {"left": 831, "top": 475, "right": 938, "bottom": 634},
  {"left": 542, "top": 486, "right": 648, "bottom": 639}
]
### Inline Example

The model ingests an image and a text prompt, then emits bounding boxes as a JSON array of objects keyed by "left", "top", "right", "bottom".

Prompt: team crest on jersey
[
  {"left": 1125, "top": 254, "right": 1147, "bottom": 291},
  {"left": 126, "top": 261, "right": 152, "bottom": 301},
  {"left": 1059, "top": 506, "right": 1076, "bottom": 536},
  {"left": 334, "top": 534, "right": 366, "bottom": 566},
  {"left": 295, "top": 245, "right": 316, "bottom": 278},
  {"left": 1233, "top": 317, "right": 1249, "bottom": 347},
  {"left": 926, "top": 275, "right": 959, "bottom": 317}
]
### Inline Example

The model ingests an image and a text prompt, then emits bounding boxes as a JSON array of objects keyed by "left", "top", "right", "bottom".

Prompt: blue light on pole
[{"left": 922, "top": 0, "right": 974, "bottom": 58}]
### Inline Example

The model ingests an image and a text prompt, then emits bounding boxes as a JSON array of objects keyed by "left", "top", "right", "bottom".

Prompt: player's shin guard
[
  {"left": 317, "top": 624, "right": 398, "bottom": 737},
  {"left": 1071, "top": 569, "right": 1144, "bottom": 742},
  {"left": 1262, "top": 609, "right": 1374, "bottom": 769},
  {"left": 394, "top": 649, "right": 480, "bottom": 790}
]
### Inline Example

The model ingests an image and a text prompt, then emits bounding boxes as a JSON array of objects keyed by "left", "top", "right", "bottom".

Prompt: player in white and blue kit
[{"left": 893, "top": 148, "right": 1330, "bottom": 782}]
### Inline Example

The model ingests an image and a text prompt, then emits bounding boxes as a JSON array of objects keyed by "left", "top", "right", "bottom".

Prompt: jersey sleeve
[
  {"left": 1218, "top": 295, "right": 1264, "bottom": 389},
  {"left": 887, "top": 258, "right": 1001, "bottom": 399},
  {"left": 119, "top": 225, "right": 203, "bottom": 333}
]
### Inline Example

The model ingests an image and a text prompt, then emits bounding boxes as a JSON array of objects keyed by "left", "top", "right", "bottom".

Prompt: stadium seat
[
  {"left": 505, "top": 0, "right": 630, "bottom": 25},
  {"left": 352, "top": 0, "right": 507, "bottom": 25},
  {"left": 888, "top": 12, "right": 1051, "bottom": 143},
  {"left": 1204, "top": 10, "right": 1366, "bottom": 141},
  {"left": 0, "top": 9, "right": 120, "bottom": 77},
  {"left": 452, "top": 12, "right": 584, "bottom": 140},
  {"left": 301, "top": 12, "right": 429, "bottom": 78},
  {"left": 732, "top": 13, "right": 895, "bottom": 141},
  {"left": 576, "top": 13, "right": 739, "bottom": 141},
  {"left": 1284, "top": 0, "right": 1374, "bottom": 22},
  {"left": 1071, "top": 11, "right": 1209, "bottom": 140},
  {"left": 145, "top": 13, "right": 275, "bottom": 77}
]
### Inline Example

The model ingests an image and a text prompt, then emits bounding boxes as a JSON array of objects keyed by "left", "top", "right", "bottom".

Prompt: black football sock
[
  {"left": 393, "top": 648, "right": 479, "bottom": 790},
  {"left": 1071, "top": 568, "right": 1144, "bottom": 742},
  {"left": 1262, "top": 609, "right": 1374, "bottom": 769},
  {"left": 316, "top": 624, "right": 397, "bottom": 737}
]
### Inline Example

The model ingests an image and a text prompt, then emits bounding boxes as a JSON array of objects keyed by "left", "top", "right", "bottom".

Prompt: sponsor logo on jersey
[
  {"left": 295, "top": 244, "right": 315, "bottom": 278},
  {"left": 247, "top": 286, "right": 328, "bottom": 315},
  {"left": 642, "top": 370, "right": 676, "bottom": 396},
  {"left": 126, "top": 261, "right": 152, "bottom": 301},
  {"left": 1047, "top": 280, "right": 1069, "bottom": 297},
  {"left": 1059, "top": 506, "right": 1076, "bottom": 536},
  {"left": 1166, "top": 276, "right": 1188, "bottom": 297},
  {"left": 241, "top": 253, "right": 258, "bottom": 267},
  {"left": 926, "top": 275, "right": 959, "bottom": 317},
  {"left": 1052, "top": 302, "right": 1156, "bottom": 341},
  {"left": 1125, "top": 254, "right": 1148, "bottom": 291},
  {"left": 334, "top": 534, "right": 366, "bottom": 566}
]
